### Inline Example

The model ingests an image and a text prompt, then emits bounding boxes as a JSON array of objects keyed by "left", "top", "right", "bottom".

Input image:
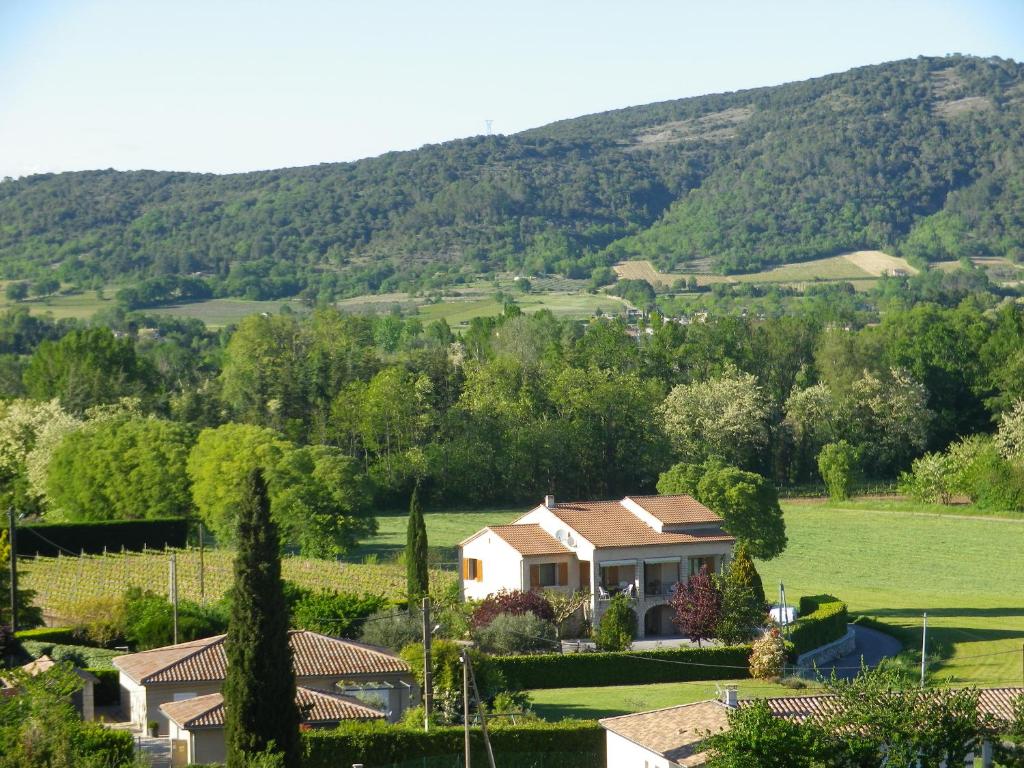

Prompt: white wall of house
[
  {"left": 605, "top": 731, "right": 676, "bottom": 768},
  {"left": 168, "top": 722, "right": 225, "bottom": 767},
  {"left": 460, "top": 532, "right": 525, "bottom": 600}
]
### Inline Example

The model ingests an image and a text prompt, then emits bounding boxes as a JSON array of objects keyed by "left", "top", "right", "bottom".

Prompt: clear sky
[{"left": 1, "top": 0, "right": 1022, "bottom": 178}]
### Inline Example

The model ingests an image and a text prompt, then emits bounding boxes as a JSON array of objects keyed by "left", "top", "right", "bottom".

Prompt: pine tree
[
  {"left": 224, "top": 469, "right": 300, "bottom": 768},
  {"left": 406, "top": 484, "right": 429, "bottom": 602}
]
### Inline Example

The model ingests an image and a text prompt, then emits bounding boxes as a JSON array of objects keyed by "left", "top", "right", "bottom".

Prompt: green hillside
[{"left": 0, "top": 55, "right": 1021, "bottom": 302}]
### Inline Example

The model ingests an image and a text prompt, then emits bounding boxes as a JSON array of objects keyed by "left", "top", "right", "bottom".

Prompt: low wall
[{"left": 794, "top": 625, "right": 856, "bottom": 673}]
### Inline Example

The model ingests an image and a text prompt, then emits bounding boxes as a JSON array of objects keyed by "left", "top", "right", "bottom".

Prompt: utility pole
[
  {"left": 462, "top": 649, "right": 472, "bottom": 768},
  {"left": 170, "top": 552, "right": 179, "bottom": 645},
  {"left": 7, "top": 507, "right": 17, "bottom": 633},
  {"left": 920, "top": 612, "right": 928, "bottom": 688},
  {"left": 422, "top": 597, "right": 433, "bottom": 731},
  {"left": 467, "top": 651, "right": 497, "bottom": 768},
  {"left": 198, "top": 521, "right": 205, "bottom": 606}
]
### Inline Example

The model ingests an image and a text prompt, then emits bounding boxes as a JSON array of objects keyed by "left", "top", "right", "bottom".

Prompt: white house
[
  {"left": 161, "top": 686, "right": 384, "bottom": 766},
  {"left": 459, "top": 494, "right": 736, "bottom": 638},
  {"left": 114, "top": 630, "right": 418, "bottom": 735}
]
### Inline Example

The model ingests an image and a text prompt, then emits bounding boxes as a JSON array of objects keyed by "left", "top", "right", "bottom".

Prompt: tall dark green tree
[
  {"left": 406, "top": 484, "right": 428, "bottom": 602},
  {"left": 223, "top": 469, "right": 300, "bottom": 768}
]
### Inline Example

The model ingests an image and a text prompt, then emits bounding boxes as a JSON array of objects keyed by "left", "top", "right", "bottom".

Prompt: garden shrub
[
  {"left": 78, "top": 724, "right": 135, "bottom": 766},
  {"left": 593, "top": 593, "right": 636, "bottom": 651},
  {"left": 400, "top": 639, "right": 506, "bottom": 724},
  {"left": 817, "top": 440, "right": 858, "bottom": 501},
  {"left": 359, "top": 607, "right": 421, "bottom": 651},
  {"left": 19, "top": 640, "right": 122, "bottom": 669},
  {"left": 473, "top": 612, "right": 557, "bottom": 655},
  {"left": 289, "top": 588, "right": 388, "bottom": 638},
  {"left": 301, "top": 719, "right": 604, "bottom": 768},
  {"left": 122, "top": 587, "right": 227, "bottom": 650},
  {"left": 470, "top": 589, "right": 554, "bottom": 629},
  {"left": 749, "top": 625, "right": 786, "bottom": 679},
  {"left": 490, "top": 644, "right": 752, "bottom": 690}
]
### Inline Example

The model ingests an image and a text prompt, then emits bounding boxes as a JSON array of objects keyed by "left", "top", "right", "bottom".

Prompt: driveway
[{"left": 808, "top": 624, "right": 903, "bottom": 680}]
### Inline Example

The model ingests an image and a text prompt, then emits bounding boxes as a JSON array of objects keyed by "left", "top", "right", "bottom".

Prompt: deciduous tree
[{"left": 669, "top": 567, "right": 722, "bottom": 646}]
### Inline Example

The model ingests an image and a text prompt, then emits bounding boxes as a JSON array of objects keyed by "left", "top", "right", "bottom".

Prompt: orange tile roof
[
  {"left": 543, "top": 499, "right": 734, "bottom": 548},
  {"left": 160, "top": 687, "right": 384, "bottom": 730},
  {"left": 627, "top": 494, "right": 724, "bottom": 526},
  {"left": 487, "top": 524, "right": 573, "bottom": 556},
  {"left": 114, "top": 631, "right": 410, "bottom": 685},
  {"left": 600, "top": 701, "right": 730, "bottom": 766}
]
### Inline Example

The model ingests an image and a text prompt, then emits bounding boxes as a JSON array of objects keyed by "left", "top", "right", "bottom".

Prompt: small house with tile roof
[
  {"left": 459, "top": 494, "right": 735, "bottom": 638},
  {"left": 113, "top": 630, "right": 417, "bottom": 735},
  {"left": 161, "top": 686, "right": 384, "bottom": 766}
]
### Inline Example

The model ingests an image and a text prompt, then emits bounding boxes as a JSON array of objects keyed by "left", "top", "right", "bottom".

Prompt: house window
[
  {"left": 529, "top": 562, "right": 568, "bottom": 589},
  {"left": 462, "top": 558, "right": 483, "bottom": 581}
]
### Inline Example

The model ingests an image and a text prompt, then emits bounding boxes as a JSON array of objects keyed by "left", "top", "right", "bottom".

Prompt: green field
[
  {"left": 528, "top": 679, "right": 814, "bottom": 721},
  {"left": 415, "top": 292, "right": 621, "bottom": 326},
  {"left": 0, "top": 291, "right": 115, "bottom": 320},
  {"left": 144, "top": 298, "right": 296, "bottom": 327},
  {"left": 353, "top": 507, "right": 522, "bottom": 562}
]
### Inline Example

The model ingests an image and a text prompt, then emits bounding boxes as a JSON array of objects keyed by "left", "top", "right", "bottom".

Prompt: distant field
[
  {"left": 0, "top": 290, "right": 115, "bottom": 320},
  {"left": 353, "top": 506, "right": 522, "bottom": 562},
  {"left": 416, "top": 293, "right": 618, "bottom": 326},
  {"left": 614, "top": 251, "right": 917, "bottom": 290},
  {"left": 145, "top": 298, "right": 296, "bottom": 327}
]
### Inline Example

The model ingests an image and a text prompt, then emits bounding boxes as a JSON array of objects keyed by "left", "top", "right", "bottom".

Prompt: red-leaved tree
[
  {"left": 668, "top": 567, "right": 722, "bottom": 646},
  {"left": 471, "top": 589, "right": 555, "bottom": 629}
]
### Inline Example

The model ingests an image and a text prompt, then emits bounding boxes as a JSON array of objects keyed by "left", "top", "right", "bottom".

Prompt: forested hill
[{"left": 1, "top": 54, "right": 1022, "bottom": 300}]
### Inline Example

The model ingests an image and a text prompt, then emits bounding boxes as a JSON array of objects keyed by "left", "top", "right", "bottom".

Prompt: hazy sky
[{"left": 1, "top": 0, "right": 1022, "bottom": 178}]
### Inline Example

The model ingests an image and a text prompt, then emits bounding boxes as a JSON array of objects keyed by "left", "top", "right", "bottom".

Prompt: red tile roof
[
  {"left": 160, "top": 687, "right": 384, "bottom": 730},
  {"left": 486, "top": 524, "right": 573, "bottom": 556},
  {"left": 115, "top": 631, "right": 410, "bottom": 685},
  {"left": 627, "top": 494, "right": 723, "bottom": 526},
  {"left": 599, "top": 701, "right": 731, "bottom": 766},
  {"left": 542, "top": 499, "right": 733, "bottom": 548}
]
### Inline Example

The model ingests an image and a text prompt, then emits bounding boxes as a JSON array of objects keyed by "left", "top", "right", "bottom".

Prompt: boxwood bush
[
  {"left": 490, "top": 644, "right": 752, "bottom": 690},
  {"left": 302, "top": 720, "right": 604, "bottom": 768}
]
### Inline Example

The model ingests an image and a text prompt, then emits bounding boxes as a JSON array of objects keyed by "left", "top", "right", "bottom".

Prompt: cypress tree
[
  {"left": 406, "top": 484, "right": 429, "bottom": 602},
  {"left": 730, "top": 542, "right": 766, "bottom": 607},
  {"left": 224, "top": 469, "right": 300, "bottom": 768}
]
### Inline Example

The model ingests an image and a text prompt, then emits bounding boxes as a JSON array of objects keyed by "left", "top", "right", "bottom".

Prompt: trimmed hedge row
[
  {"left": 790, "top": 594, "right": 849, "bottom": 657},
  {"left": 15, "top": 626, "right": 78, "bottom": 644},
  {"left": 491, "top": 644, "right": 751, "bottom": 690},
  {"left": 87, "top": 668, "right": 121, "bottom": 706},
  {"left": 302, "top": 720, "right": 604, "bottom": 768},
  {"left": 16, "top": 518, "right": 188, "bottom": 556},
  {"left": 20, "top": 640, "right": 121, "bottom": 670},
  {"left": 79, "top": 725, "right": 135, "bottom": 766}
]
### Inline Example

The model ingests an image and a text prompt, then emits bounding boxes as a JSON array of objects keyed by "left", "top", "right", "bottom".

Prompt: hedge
[
  {"left": 19, "top": 640, "right": 122, "bottom": 670},
  {"left": 15, "top": 626, "right": 79, "bottom": 644},
  {"left": 490, "top": 644, "right": 752, "bottom": 690},
  {"left": 16, "top": 517, "right": 189, "bottom": 557},
  {"left": 302, "top": 720, "right": 604, "bottom": 768},
  {"left": 87, "top": 668, "right": 121, "bottom": 706},
  {"left": 789, "top": 594, "right": 849, "bottom": 657}
]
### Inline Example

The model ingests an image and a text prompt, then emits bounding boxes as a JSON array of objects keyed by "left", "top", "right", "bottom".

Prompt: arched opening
[{"left": 644, "top": 604, "right": 676, "bottom": 638}]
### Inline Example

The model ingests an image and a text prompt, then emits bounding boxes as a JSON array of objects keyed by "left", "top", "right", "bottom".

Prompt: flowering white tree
[
  {"left": 661, "top": 365, "right": 768, "bottom": 467},
  {"left": 848, "top": 368, "right": 931, "bottom": 474},
  {"left": 995, "top": 399, "right": 1024, "bottom": 462}
]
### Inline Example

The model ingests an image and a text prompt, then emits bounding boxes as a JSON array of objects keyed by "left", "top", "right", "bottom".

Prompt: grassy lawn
[
  {"left": 529, "top": 679, "right": 819, "bottom": 721},
  {"left": 0, "top": 292, "right": 116, "bottom": 320},
  {"left": 759, "top": 499, "right": 1024, "bottom": 686},
  {"left": 352, "top": 506, "right": 522, "bottom": 562}
]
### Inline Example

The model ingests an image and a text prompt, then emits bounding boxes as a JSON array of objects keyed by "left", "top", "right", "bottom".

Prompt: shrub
[
  {"left": 290, "top": 589, "right": 388, "bottom": 638},
  {"left": 995, "top": 399, "right": 1024, "bottom": 462},
  {"left": 788, "top": 595, "right": 848, "bottom": 656},
  {"left": 817, "top": 441, "right": 858, "bottom": 501},
  {"left": 123, "top": 587, "right": 227, "bottom": 650},
  {"left": 78, "top": 723, "right": 136, "bottom": 766},
  {"left": 899, "top": 452, "right": 954, "bottom": 504},
  {"left": 474, "top": 612, "right": 558, "bottom": 655},
  {"left": 957, "top": 442, "right": 1024, "bottom": 512},
  {"left": 491, "top": 644, "right": 753, "bottom": 689},
  {"left": 593, "top": 593, "right": 635, "bottom": 651},
  {"left": 399, "top": 640, "right": 506, "bottom": 724},
  {"left": 63, "top": 595, "right": 128, "bottom": 647},
  {"left": 359, "top": 608, "right": 421, "bottom": 652},
  {"left": 749, "top": 625, "right": 787, "bottom": 679},
  {"left": 301, "top": 720, "right": 604, "bottom": 768},
  {"left": 470, "top": 589, "right": 554, "bottom": 629}
]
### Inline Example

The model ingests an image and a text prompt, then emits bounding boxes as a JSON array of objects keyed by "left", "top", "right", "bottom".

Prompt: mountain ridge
[{"left": 1, "top": 54, "right": 1021, "bottom": 301}]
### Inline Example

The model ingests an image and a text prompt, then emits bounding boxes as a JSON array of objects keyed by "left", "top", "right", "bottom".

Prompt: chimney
[
  {"left": 723, "top": 685, "right": 738, "bottom": 708},
  {"left": 544, "top": 495, "right": 555, "bottom": 508}
]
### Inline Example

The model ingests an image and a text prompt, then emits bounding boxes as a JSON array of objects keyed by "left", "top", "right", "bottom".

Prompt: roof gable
[{"left": 115, "top": 631, "right": 410, "bottom": 685}]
